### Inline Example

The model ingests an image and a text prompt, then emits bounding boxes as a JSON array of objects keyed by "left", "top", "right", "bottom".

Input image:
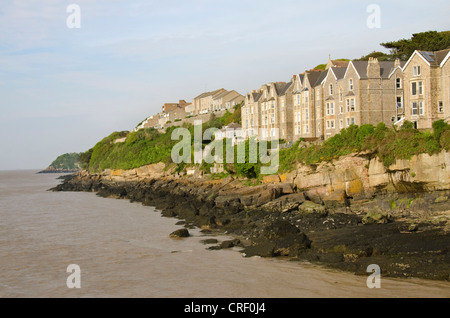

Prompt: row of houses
[
  {"left": 135, "top": 89, "right": 245, "bottom": 131},
  {"left": 242, "top": 49, "right": 450, "bottom": 142}
]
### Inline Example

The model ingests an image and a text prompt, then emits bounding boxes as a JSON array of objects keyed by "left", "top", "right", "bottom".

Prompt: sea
[{"left": 0, "top": 170, "right": 449, "bottom": 298}]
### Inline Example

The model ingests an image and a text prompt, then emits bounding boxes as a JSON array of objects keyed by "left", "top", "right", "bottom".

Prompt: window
[
  {"left": 304, "top": 125, "right": 309, "bottom": 134},
  {"left": 340, "top": 120, "right": 343, "bottom": 129},
  {"left": 413, "top": 66, "right": 421, "bottom": 76},
  {"left": 297, "top": 126, "right": 301, "bottom": 135},
  {"left": 297, "top": 95, "right": 300, "bottom": 105},
  {"left": 329, "top": 84, "right": 333, "bottom": 95},
  {"left": 351, "top": 117, "right": 355, "bottom": 125},
  {"left": 339, "top": 88, "right": 343, "bottom": 102},
  {"left": 349, "top": 79, "right": 353, "bottom": 91},
  {"left": 346, "top": 118, "right": 350, "bottom": 127},
  {"left": 326, "top": 120, "right": 335, "bottom": 129},
  {"left": 412, "top": 102, "right": 418, "bottom": 115},
  {"left": 305, "top": 108, "right": 309, "bottom": 120},
  {"left": 438, "top": 101, "right": 444, "bottom": 113},
  {"left": 418, "top": 81, "right": 423, "bottom": 95},
  {"left": 396, "top": 78, "right": 402, "bottom": 89},
  {"left": 326, "top": 102, "right": 335, "bottom": 115},
  {"left": 271, "top": 113, "right": 275, "bottom": 124},
  {"left": 397, "top": 96, "right": 403, "bottom": 108},
  {"left": 265, "top": 116, "right": 268, "bottom": 125},
  {"left": 251, "top": 106, "right": 254, "bottom": 114},
  {"left": 411, "top": 82, "right": 417, "bottom": 96},
  {"left": 297, "top": 111, "right": 301, "bottom": 122},
  {"left": 271, "top": 101, "right": 275, "bottom": 109},
  {"left": 340, "top": 105, "right": 343, "bottom": 114},
  {"left": 419, "top": 101, "right": 424, "bottom": 115},
  {"left": 251, "top": 118, "right": 254, "bottom": 126},
  {"left": 305, "top": 92, "right": 309, "bottom": 103},
  {"left": 346, "top": 99, "right": 355, "bottom": 112}
]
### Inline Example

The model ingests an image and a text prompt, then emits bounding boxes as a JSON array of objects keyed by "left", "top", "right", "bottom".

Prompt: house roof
[
  {"left": 350, "top": 60, "right": 403, "bottom": 79},
  {"left": 331, "top": 67, "right": 347, "bottom": 80},
  {"left": 305, "top": 71, "right": 323, "bottom": 87},
  {"left": 331, "top": 60, "right": 350, "bottom": 68},
  {"left": 418, "top": 49, "right": 450, "bottom": 65},
  {"left": 312, "top": 71, "right": 327, "bottom": 87},
  {"left": 274, "top": 81, "right": 293, "bottom": 96}
]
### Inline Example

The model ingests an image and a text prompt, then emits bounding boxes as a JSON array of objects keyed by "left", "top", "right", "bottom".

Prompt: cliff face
[
  {"left": 282, "top": 150, "right": 450, "bottom": 203},
  {"left": 94, "top": 150, "right": 450, "bottom": 209}
]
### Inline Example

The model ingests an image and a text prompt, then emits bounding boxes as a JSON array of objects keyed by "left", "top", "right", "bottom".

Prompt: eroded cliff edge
[{"left": 52, "top": 151, "right": 450, "bottom": 281}]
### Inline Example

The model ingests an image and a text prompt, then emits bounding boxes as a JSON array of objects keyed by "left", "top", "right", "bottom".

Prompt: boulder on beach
[{"left": 169, "top": 228, "right": 190, "bottom": 238}]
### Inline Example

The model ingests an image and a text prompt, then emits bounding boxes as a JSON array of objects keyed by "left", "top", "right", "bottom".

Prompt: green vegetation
[
  {"left": 358, "top": 30, "right": 450, "bottom": 61},
  {"left": 47, "top": 153, "right": 81, "bottom": 170},
  {"left": 80, "top": 99, "right": 450, "bottom": 178},
  {"left": 84, "top": 128, "right": 178, "bottom": 173},
  {"left": 278, "top": 120, "right": 450, "bottom": 173}
]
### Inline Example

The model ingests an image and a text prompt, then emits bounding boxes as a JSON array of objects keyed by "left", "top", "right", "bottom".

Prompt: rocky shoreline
[{"left": 51, "top": 166, "right": 450, "bottom": 282}]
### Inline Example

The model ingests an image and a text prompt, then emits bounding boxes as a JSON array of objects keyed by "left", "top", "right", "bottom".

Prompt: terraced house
[
  {"left": 292, "top": 70, "right": 326, "bottom": 140},
  {"left": 192, "top": 88, "right": 244, "bottom": 115},
  {"left": 242, "top": 81, "right": 293, "bottom": 141},
  {"left": 402, "top": 49, "right": 450, "bottom": 129}
]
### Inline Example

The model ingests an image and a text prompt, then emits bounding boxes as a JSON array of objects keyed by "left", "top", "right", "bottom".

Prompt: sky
[{"left": 0, "top": 0, "right": 449, "bottom": 170}]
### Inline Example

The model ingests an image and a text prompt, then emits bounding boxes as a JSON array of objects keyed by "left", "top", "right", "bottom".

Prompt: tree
[{"left": 381, "top": 31, "right": 450, "bottom": 60}]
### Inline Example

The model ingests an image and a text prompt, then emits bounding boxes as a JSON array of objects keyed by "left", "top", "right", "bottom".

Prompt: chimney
[
  {"left": 367, "top": 57, "right": 380, "bottom": 78},
  {"left": 394, "top": 58, "right": 401, "bottom": 68}
]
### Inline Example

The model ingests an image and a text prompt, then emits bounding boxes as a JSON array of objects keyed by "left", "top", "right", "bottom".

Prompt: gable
[{"left": 402, "top": 50, "right": 431, "bottom": 71}]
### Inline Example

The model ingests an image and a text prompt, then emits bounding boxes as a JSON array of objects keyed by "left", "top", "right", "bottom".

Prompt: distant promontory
[{"left": 38, "top": 152, "right": 81, "bottom": 173}]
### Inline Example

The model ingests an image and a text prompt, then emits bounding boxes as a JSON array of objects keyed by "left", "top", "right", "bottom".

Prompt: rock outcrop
[{"left": 51, "top": 151, "right": 450, "bottom": 281}]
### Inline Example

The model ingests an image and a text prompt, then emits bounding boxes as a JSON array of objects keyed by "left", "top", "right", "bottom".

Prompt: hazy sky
[{"left": 0, "top": 0, "right": 449, "bottom": 170}]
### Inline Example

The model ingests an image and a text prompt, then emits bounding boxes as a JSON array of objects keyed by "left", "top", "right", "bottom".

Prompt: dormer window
[
  {"left": 329, "top": 84, "right": 333, "bottom": 95},
  {"left": 349, "top": 79, "right": 353, "bottom": 91}
]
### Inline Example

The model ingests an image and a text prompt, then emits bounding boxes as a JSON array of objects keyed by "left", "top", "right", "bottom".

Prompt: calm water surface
[{"left": 0, "top": 170, "right": 449, "bottom": 298}]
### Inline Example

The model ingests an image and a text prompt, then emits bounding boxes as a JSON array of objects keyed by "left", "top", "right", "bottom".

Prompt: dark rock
[{"left": 169, "top": 228, "right": 190, "bottom": 238}]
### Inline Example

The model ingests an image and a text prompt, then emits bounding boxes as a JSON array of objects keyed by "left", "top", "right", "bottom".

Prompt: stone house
[
  {"left": 321, "top": 66, "right": 348, "bottom": 139},
  {"left": 401, "top": 49, "right": 450, "bottom": 129},
  {"left": 242, "top": 89, "right": 262, "bottom": 139},
  {"left": 212, "top": 90, "right": 244, "bottom": 112},
  {"left": 292, "top": 70, "right": 325, "bottom": 141},
  {"left": 192, "top": 88, "right": 228, "bottom": 115},
  {"left": 242, "top": 81, "right": 293, "bottom": 141}
]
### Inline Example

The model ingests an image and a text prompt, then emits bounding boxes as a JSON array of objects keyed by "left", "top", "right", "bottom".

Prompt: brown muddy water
[{"left": 0, "top": 170, "right": 449, "bottom": 298}]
